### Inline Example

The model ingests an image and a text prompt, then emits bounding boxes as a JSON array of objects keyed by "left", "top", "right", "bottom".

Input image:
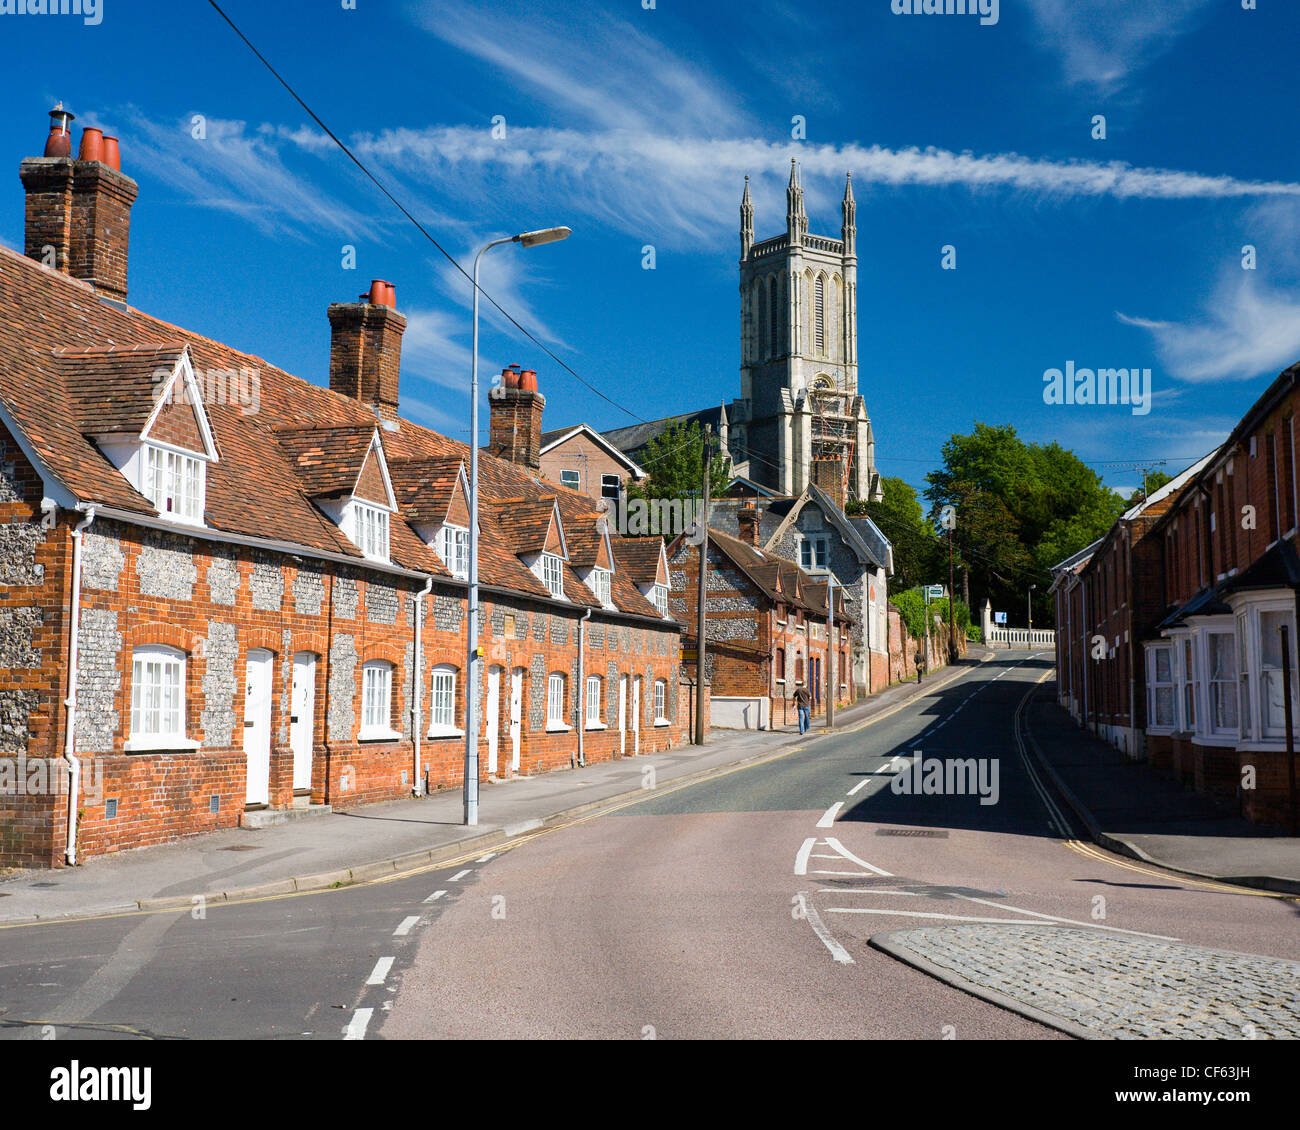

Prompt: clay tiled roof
[
  {"left": 0, "top": 245, "right": 679, "bottom": 624},
  {"left": 703, "top": 526, "right": 850, "bottom": 619},
  {"left": 273, "top": 426, "right": 377, "bottom": 499},
  {"left": 58, "top": 343, "right": 187, "bottom": 436}
]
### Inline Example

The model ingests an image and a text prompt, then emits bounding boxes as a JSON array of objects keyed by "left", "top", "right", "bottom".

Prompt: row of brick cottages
[
  {"left": 0, "top": 121, "right": 698, "bottom": 866},
  {"left": 1051, "top": 359, "right": 1300, "bottom": 828}
]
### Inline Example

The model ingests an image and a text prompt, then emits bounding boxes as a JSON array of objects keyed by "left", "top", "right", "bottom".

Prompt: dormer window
[
  {"left": 144, "top": 443, "right": 205, "bottom": 524},
  {"left": 651, "top": 584, "right": 669, "bottom": 617},
  {"left": 354, "top": 501, "right": 390, "bottom": 561},
  {"left": 539, "top": 552, "right": 565, "bottom": 598},
  {"left": 589, "top": 567, "right": 611, "bottom": 607},
  {"left": 437, "top": 524, "right": 470, "bottom": 579}
]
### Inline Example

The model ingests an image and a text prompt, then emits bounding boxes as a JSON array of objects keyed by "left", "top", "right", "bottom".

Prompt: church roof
[{"left": 600, "top": 404, "right": 727, "bottom": 460}]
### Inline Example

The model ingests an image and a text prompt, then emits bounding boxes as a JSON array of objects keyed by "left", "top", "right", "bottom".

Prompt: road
[{"left": 2, "top": 652, "right": 1297, "bottom": 1041}]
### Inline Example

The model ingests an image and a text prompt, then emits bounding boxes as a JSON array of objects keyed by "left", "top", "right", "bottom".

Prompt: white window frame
[
  {"left": 588, "top": 567, "right": 612, "bottom": 608},
  {"left": 547, "top": 673, "right": 570, "bottom": 731},
  {"left": 538, "top": 553, "right": 565, "bottom": 598},
  {"left": 1144, "top": 642, "right": 1175, "bottom": 734},
  {"left": 800, "top": 535, "right": 829, "bottom": 572},
  {"left": 437, "top": 523, "right": 469, "bottom": 580},
  {"left": 585, "top": 675, "right": 605, "bottom": 729},
  {"left": 600, "top": 473, "right": 621, "bottom": 501},
  {"left": 143, "top": 441, "right": 206, "bottom": 525},
  {"left": 360, "top": 660, "right": 400, "bottom": 741},
  {"left": 650, "top": 584, "right": 669, "bottom": 617},
  {"left": 1228, "top": 593, "right": 1299, "bottom": 747},
  {"left": 1191, "top": 618, "right": 1239, "bottom": 744},
  {"left": 653, "top": 678, "right": 668, "bottom": 725},
  {"left": 353, "top": 501, "right": 390, "bottom": 562},
  {"left": 428, "top": 664, "right": 461, "bottom": 737},
  {"left": 560, "top": 469, "right": 581, "bottom": 490},
  {"left": 126, "top": 644, "right": 198, "bottom": 751}
]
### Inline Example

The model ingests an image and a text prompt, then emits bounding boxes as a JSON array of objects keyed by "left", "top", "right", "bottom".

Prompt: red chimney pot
[
  {"left": 519, "top": 369, "right": 538, "bottom": 392},
  {"left": 78, "top": 127, "right": 103, "bottom": 163},
  {"left": 502, "top": 366, "right": 520, "bottom": 389},
  {"left": 101, "top": 136, "right": 121, "bottom": 171},
  {"left": 44, "top": 105, "right": 75, "bottom": 157}
]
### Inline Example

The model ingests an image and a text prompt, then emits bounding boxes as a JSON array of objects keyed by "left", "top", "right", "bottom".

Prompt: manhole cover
[
  {"left": 876, "top": 828, "right": 948, "bottom": 838},
  {"left": 219, "top": 844, "right": 262, "bottom": 852}
]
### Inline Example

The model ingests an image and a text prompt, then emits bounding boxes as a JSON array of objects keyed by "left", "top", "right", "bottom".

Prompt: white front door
[
  {"left": 486, "top": 666, "right": 501, "bottom": 776},
  {"left": 243, "top": 649, "right": 274, "bottom": 806},
  {"left": 290, "top": 652, "right": 315, "bottom": 793},
  {"left": 509, "top": 668, "right": 523, "bottom": 773},
  {"left": 617, "top": 675, "right": 627, "bottom": 757},
  {"left": 631, "top": 677, "right": 641, "bottom": 756}
]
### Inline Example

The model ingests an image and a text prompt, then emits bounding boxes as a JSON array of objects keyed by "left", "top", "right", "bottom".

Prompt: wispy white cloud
[
  {"left": 1024, "top": 0, "right": 1216, "bottom": 93},
  {"left": 346, "top": 125, "right": 1300, "bottom": 249},
  {"left": 1119, "top": 277, "right": 1300, "bottom": 383},
  {"left": 114, "top": 111, "right": 376, "bottom": 240}
]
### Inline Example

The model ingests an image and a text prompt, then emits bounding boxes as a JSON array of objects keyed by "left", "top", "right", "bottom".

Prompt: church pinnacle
[
  {"left": 786, "top": 159, "right": 807, "bottom": 243},
  {"left": 841, "top": 172, "right": 856, "bottom": 258},
  {"left": 740, "top": 175, "right": 754, "bottom": 258}
]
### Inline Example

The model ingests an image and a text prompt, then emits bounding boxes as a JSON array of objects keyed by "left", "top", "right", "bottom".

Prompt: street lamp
[
  {"left": 464, "top": 226, "right": 571, "bottom": 826},
  {"left": 1028, "top": 583, "right": 1036, "bottom": 637}
]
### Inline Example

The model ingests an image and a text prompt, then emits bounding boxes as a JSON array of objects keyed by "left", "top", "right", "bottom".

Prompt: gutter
[
  {"left": 61, "top": 504, "right": 96, "bottom": 866},
  {"left": 575, "top": 606, "right": 593, "bottom": 767},
  {"left": 411, "top": 574, "right": 433, "bottom": 795}
]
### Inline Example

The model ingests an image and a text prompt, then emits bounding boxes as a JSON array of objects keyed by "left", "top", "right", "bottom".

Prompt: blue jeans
[{"left": 798, "top": 705, "right": 810, "bottom": 733}]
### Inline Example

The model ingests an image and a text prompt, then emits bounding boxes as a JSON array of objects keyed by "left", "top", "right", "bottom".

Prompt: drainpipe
[
  {"left": 576, "top": 607, "right": 593, "bottom": 768},
  {"left": 412, "top": 575, "right": 433, "bottom": 796},
  {"left": 62, "top": 504, "right": 96, "bottom": 866}
]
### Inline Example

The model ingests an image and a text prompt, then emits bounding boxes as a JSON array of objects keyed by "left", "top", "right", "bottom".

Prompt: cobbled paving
[{"left": 880, "top": 924, "right": 1300, "bottom": 1039}]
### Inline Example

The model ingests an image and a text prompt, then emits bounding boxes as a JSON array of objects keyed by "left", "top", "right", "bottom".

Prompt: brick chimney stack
[
  {"left": 738, "top": 501, "right": 761, "bottom": 546},
  {"left": 811, "top": 454, "right": 847, "bottom": 511},
  {"left": 488, "top": 369, "right": 545, "bottom": 472},
  {"left": 20, "top": 106, "right": 139, "bottom": 303},
  {"left": 328, "top": 280, "right": 406, "bottom": 421}
]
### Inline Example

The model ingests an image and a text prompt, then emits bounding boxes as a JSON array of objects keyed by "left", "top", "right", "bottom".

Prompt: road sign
[
  {"left": 994, "top": 611, "right": 1007, "bottom": 625},
  {"left": 925, "top": 584, "right": 945, "bottom": 599}
]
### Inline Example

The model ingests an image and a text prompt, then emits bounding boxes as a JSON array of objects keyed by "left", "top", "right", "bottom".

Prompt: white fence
[{"left": 985, "top": 628, "right": 1056, "bottom": 649}]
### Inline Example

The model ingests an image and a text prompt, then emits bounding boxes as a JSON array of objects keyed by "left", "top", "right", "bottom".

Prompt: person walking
[{"left": 794, "top": 681, "right": 812, "bottom": 734}]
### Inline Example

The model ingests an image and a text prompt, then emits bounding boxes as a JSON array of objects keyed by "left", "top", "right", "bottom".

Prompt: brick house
[
  {"left": 0, "top": 113, "right": 683, "bottom": 867},
  {"left": 667, "top": 514, "right": 855, "bottom": 729},
  {"left": 1051, "top": 359, "right": 1300, "bottom": 828},
  {"left": 707, "top": 483, "right": 892, "bottom": 696},
  {"left": 1049, "top": 453, "right": 1214, "bottom": 756},
  {"left": 537, "top": 421, "right": 643, "bottom": 504}
]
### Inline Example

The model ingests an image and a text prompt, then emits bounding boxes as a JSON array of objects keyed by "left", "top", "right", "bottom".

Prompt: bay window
[
  {"left": 1204, "top": 629, "right": 1238, "bottom": 737},
  {"left": 1146, "top": 643, "right": 1174, "bottom": 731}
]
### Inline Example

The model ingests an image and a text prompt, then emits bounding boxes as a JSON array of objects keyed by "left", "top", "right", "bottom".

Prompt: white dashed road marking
[
  {"left": 394, "top": 916, "right": 420, "bottom": 937},
  {"left": 343, "top": 1008, "right": 373, "bottom": 1040},
  {"left": 366, "top": 957, "right": 394, "bottom": 985},
  {"left": 423, "top": 890, "right": 447, "bottom": 903},
  {"left": 449, "top": 869, "right": 471, "bottom": 882},
  {"left": 794, "top": 838, "right": 816, "bottom": 876}
]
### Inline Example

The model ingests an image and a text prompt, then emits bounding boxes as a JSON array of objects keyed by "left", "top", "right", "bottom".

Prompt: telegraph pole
[
  {"left": 693, "top": 425, "right": 714, "bottom": 747},
  {"left": 826, "top": 574, "right": 836, "bottom": 728},
  {"left": 947, "top": 524, "right": 957, "bottom": 665}
]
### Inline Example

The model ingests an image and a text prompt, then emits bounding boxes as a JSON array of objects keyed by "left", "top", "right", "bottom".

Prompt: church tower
[{"left": 735, "top": 162, "right": 879, "bottom": 503}]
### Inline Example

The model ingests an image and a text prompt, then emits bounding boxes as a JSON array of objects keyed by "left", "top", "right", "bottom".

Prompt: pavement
[
  {"left": 1023, "top": 682, "right": 1300, "bottom": 895},
  {"left": 0, "top": 654, "right": 977, "bottom": 925}
]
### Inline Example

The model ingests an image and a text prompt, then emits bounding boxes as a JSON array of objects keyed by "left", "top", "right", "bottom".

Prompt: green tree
[
  {"left": 848, "top": 476, "right": 941, "bottom": 592},
  {"left": 925, "top": 423, "right": 1125, "bottom": 627},
  {"left": 628, "top": 420, "right": 732, "bottom": 504}
]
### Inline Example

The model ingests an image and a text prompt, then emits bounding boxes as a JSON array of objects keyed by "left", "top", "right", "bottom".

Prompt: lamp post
[
  {"left": 1028, "top": 583, "right": 1037, "bottom": 640},
  {"left": 464, "top": 226, "right": 571, "bottom": 826}
]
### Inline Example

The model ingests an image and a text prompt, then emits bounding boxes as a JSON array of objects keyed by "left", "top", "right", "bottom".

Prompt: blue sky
[{"left": 2, "top": 0, "right": 1298, "bottom": 497}]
